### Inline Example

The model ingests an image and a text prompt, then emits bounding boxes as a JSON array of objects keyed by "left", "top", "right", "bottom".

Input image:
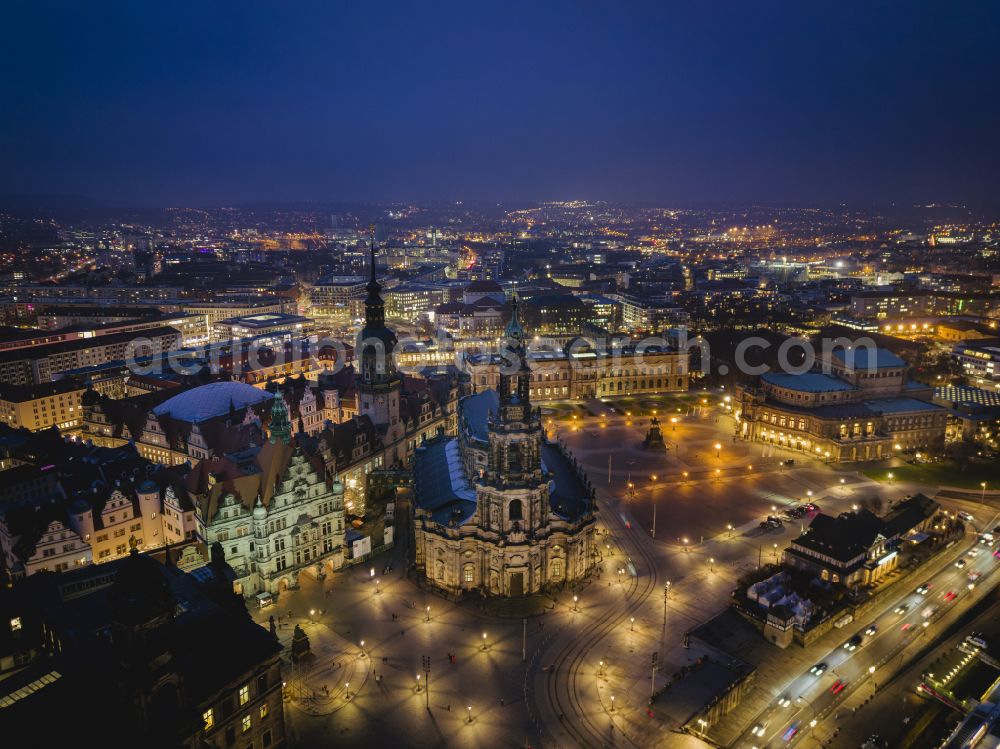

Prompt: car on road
[
  {"left": 943, "top": 591, "right": 958, "bottom": 602},
  {"left": 810, "top": 662, "right": 828, "bottom": 675},
  {"left": 968, "top": 547, "right": 982, "bottom": 558},
  {"left": 901, "top": 622, "right": 914, "bottom": 631},
  {"left": 783, "top": 722, "right": 800, "bottom": 741},
  {"left": 959, "top": 512, "right": 975, "bottom": 522},
  {"left": 916, "top": 582, "right": 932, "bottom": 595},
  {"left": 967, "top": 634, "right": 988, "bottom": 649},
  {"left": 777, "top": 694, "right": 791, "bottom": 707},
  {"left": 955, "top": 559, "right": 967, "bottom": 569},
  {"left": 830, "top": 680, "right": 846, "bottom": 694},
  {"left": 844, "top": 634, "right": 863, "bottom": 651},
  {"left": 752, "top": 720, "right": 769, "bottom": 736},
  {"left": 922, "top": 605, "right": 939, "bottom": 618},
  {"left": 864, "top": 624, "right": 878, "bottom": 636},
  {"left": 894, "top": 604, "right": 910, "bottom": 615}
]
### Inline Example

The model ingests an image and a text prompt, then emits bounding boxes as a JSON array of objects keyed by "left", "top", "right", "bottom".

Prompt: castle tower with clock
[{"left": 357, "top": 238, "right": 405, "bottom": 465}]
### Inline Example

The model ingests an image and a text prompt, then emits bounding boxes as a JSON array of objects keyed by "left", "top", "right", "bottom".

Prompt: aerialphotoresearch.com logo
[{"left": 123, "top": 328, "right": 885, "bottom": 381}]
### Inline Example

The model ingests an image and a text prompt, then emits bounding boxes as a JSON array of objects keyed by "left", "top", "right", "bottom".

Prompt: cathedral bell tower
[
  {"left": 484, "top": 294, "right": 544, "bottom": 487},
  {"left": 356, "top": 235, "right": 404, "bottom": 459}
]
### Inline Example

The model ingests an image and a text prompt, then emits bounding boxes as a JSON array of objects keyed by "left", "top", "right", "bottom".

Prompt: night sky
[{"left": 2, "top": 1, "right": 999, "bottom": 207}]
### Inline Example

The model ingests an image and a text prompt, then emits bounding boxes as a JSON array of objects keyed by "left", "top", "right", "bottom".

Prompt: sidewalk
[{"left": 277, "top": 618, "right": 373, "bottom": 716}]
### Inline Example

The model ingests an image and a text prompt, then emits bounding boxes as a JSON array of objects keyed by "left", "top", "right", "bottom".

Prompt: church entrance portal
[{"left": 509, "top": 571, "right": 524, "bottom": 597}]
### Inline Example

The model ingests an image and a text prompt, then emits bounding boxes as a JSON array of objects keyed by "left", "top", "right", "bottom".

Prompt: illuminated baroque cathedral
[{"left": 412, "top": 296, "right": 597, "bottom": 597}]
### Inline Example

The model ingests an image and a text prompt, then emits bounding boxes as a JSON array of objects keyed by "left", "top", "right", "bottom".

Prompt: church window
[
  {"left": 552, "top": 559, "right": 563, "bottom": 579},
  {"left": 463, "top": 565, "right": 474, "bottom": 583},
  {"left": 508, "top": 499, "right": 523, "bottom": 521}
]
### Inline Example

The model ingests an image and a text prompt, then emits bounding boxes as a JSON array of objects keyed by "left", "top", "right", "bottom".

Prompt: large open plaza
[{"left": 258, "top": 391, "right": 952, "bottom": 748}]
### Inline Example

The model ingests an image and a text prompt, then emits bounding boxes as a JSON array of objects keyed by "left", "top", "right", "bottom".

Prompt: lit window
[
  {"left": 259, "top": 702, "right": 269, "bottom": 719},
  {"left": 239, "top": 684, "right": 249, "bottom": 705},
  {"left": 242, "top": 715, "right": 252, "bottom": 733},
  {"left": 10, "top": 617, "right": 22, "bottom": 632},
  {"left": 203, "top": 708, "right": 214, "bottom": 730}
]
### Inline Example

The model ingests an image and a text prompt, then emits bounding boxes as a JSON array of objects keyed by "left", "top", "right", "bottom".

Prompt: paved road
[{"left": 733, "top": 511, "right": 1000, "bottom": 749}]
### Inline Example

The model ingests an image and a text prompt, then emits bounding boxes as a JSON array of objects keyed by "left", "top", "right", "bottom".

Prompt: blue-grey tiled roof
[
  {"left": 863, "top": 397, "right": 945, "bottom": 414},
  {"left": 762, "top": 372, "right": 855, "bottom": 393},
  {"left": 461, "top": 389, "right": 499, "bottom": 443},
  {"left": 412, "top": 439, "right": 477, "bottom": 525},
  {"left": 541, "top": 443, "right": 591, "bottom": 520},
  {"left": 831, "top": 347, "right": 905, "bottom": 369}
]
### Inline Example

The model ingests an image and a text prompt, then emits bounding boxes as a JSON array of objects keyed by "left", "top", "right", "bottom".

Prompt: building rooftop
[
  {"left": 761, "top": 372, "right": 856, "bottom": 393},
  {"left": 864, "top": 397, "right": 945, "bottom": 414},
  {"left": 0, "top": 379, "right": 86, "bottom": 402},
  {"left": 935, "top": 385, "right": 1000, "bottom": 409},
  {"left": 830, "top": 347, "right": 905, "bottom": 370},
  {"left": 217, "top": 312, "right": 310, "bottom": 328},
  {"left": 152, "top": 381, "right": 273, "bottom": 424}
]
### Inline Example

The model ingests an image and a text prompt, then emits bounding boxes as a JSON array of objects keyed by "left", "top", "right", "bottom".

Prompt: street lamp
[
  {"left": 370, "top": 567, "right": 375, "bottom": 578},
  {"left": 888, "top": 472, "right": 894, "bottom": 482},
  {"left": 425, "top": 605, "right": 431, "bottom": 622},
  {"left": 630, "top": 616, "right": 635, "bottom": 631},
  {"left": 714, "top": 442, "right": 722, "bottom": 457},
  {"left": 727, "top": 523, "right": 734, "bottom": 538},
  {"left": 344, "top": 681, "right": 350, "bottom": 700},
  {"left": 709, "top": 557, "right": 715, "bottom": 572},
  {"left": 610, "top": 695, "right": 616, "bottom": 712},
  {"left": 682, "top": 537, "right": 689, "bottom": 552},
  {"left": 359, "top": 639, "right": 366, "bottom": 658},
  {"left": 599, "top": 659, "right": 605, "bottom": 677},
  {"left": 415, "top": 674, "right": 422, "bottom": 692},
  {"left": 467, "top": 705, "right": 473, "bottom": 724},
  {"left": 981, "top": 482, "right": 988, "bottom": 505},
  {"left": 573, "top": 594, "right": 579, "bottom": 612},
  {"left": 481, "top": 632, "right": 488, "bottom": 651}
]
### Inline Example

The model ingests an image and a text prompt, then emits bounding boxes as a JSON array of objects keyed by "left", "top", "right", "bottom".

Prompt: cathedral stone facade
[{"left": 412, "top": 297, "right": 597, "bottom": 597}]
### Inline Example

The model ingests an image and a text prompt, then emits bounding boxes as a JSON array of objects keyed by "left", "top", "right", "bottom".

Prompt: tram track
[{"left": 541, "top": 498, "right": 660, "bottom": 747}]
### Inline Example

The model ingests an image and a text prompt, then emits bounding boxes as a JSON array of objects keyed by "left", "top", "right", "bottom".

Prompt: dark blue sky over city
[{"left": 2, "top": 1, "right": 999, "bottom": 207}]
